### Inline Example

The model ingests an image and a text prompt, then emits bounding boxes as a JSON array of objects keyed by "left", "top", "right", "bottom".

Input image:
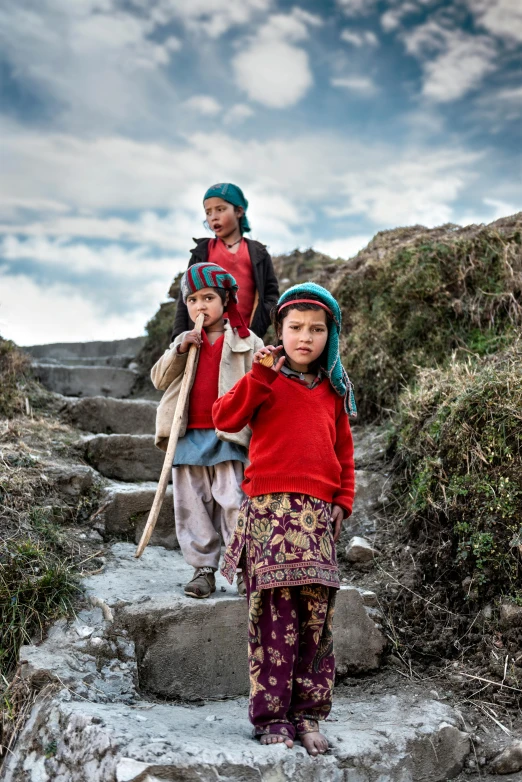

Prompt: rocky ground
[{"left": 0, "top": 336, "right": 521, "bottom": 781}]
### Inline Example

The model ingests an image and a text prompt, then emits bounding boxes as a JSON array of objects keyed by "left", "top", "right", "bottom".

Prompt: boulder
[
  {"left": 65, "top": 396, "right": 156, "bottom": 435},
  {"left": 95, "top": 481, "right": 177, "bottom": 549},
  {"left": 345, "top": 536, "right": 379, "bottom": 563},
  {"left": 83, "top": 434, "right": 164, "bottom": 482}
]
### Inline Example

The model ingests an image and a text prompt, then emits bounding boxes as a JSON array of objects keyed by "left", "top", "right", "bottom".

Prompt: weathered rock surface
[
  {"left": 343, "top": 469, "right": 389, "bottom": 538},
  {"left": 83, "top": 434, "right": 163, "bottom": 481},
  {"left": 33, "top": 363, "right": 137, "bottom": 398},
  {"left": 24, "top": 337, "right": 145, "bottom": 361},
  {"left": 489, "top": 740, "right": 522, "bottom": 774},
  {"left": 94, "top": 481, "right": 177, "bottom": 548},
  {"left": 82, "top": 544, "right": 385, "bottom": 700},
  {"left": 2, "top": 691, "right": 469, "bottom": 782},
  {"left": 345, "top": 536, "right": 379, "bottom": 563},
  {"left": 499, "top": 601, "right": 522, "bottom": 629},
  {"left": 65, "top": 396, "right": 157, "bottom": 435},
  {"left": 352, "top": 425, "right": 389, "bottom": 468},
  {"left": 39, "top": 460, "right": 99, "bottom": 501}
]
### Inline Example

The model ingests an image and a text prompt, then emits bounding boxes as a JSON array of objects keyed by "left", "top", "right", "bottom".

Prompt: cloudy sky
[{"left": 1, "top": 0, "right": 521, "bottom": 345}]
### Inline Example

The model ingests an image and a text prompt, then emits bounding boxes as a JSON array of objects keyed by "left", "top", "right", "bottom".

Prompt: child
[
  {"left": 172, "top": 182, "right": 279, "bottom": 340},
  {"left": 213, "top": 282, "right": 356, "bottom": 755},
  {"left": 151, "top": 262, "right": 264, "bottom": 598}
]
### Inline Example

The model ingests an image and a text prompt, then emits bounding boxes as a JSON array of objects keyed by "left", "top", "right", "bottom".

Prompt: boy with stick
[{"left": 151, "top": 263, "right": 263, "bottom": 597}]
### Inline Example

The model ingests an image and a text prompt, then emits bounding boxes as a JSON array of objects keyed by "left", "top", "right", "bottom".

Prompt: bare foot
[
  {"left": 300, "top": 731, "right": 328, "bottom": 756},
  {"left": 259, "top": 734, "right": 294, "bottom": 748}
]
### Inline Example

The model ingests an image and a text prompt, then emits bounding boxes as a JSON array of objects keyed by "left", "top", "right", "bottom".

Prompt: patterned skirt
[{"left": 221, "top": 492, "right": 340, "bottom": 590}]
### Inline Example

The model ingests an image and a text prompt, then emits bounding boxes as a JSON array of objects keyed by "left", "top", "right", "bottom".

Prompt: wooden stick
[{"left": 135, "top": 313, "right": 205, "bottom": 558}]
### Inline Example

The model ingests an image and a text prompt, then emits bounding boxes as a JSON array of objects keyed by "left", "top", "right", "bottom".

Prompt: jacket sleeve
[
  {"left": 332, "top": 405, "right": 355, "bottom": 517},
  {"left": 171, "top": 297, "right": 190, "bottom": 341},
  {"left": 150, "top": 335, "right": 188, "bottom": 391},
  {"left": 213, "top": 362, "right": 277, "bottom": 433},
  {"left": 263, "top": 248, "right": 280, "bottom": 311},
  {"left": 171, "top": 252, "right": 200, "bottom": 339}
]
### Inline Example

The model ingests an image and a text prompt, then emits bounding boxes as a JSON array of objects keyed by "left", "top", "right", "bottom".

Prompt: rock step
[
  {"left": 94, "top": 481, "right": 177, "bottom": 549},
  {"left": 34, "top": 363, "right": 138, "bottom": 398},
  {"left": 38, "top": 355, "right": 134, "bottom": 368},
  {"left": 83, "top": 434, "right": 163, "bottom": 481},
  {"left": 23, "top": 336, "right": 145, "bottom": 361},
  {"left": 83, "top": 544, "right": 386, "bottom": 701},
  {"left": 65, "top": 396, "right": 157, "bottom": 435},
  {"left": 3, "top": 692, "right": 469, "bottom": 781}
]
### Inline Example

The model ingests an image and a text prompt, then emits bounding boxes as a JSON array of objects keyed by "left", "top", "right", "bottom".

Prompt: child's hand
[
  {"left": 331, "top": 504, "right": 344, "bottom": 543},
  {"left": 253, "top": 345, "right": 285, "bottom": 373},
  {"left": 178, "top": 329, "right": 202, "bottom": 354}
]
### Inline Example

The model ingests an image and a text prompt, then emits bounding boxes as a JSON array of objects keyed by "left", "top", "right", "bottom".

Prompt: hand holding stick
[{"left": 135, "top": 312, "right": 205, "bottom": 558}]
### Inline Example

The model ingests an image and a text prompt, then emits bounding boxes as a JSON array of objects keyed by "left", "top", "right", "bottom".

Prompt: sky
[{"left": 1, "top": 0, "right": 521, "bottom": 346}]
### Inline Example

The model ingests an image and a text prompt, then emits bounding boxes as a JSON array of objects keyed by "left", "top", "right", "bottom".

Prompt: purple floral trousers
[{"left": 245, "top": 571, "right": 336, "bottom": 740}]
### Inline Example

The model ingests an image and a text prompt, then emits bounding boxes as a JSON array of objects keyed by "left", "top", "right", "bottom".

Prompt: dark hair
[
  {"left": 215, "top": 287, "right": 227, "bottom": 305},
  {"left": 271, "top": 293, "right": 332, "bottom": 333}
]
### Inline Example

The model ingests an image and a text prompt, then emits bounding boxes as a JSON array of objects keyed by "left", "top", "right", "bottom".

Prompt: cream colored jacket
[{"left": 151, "top": 322, "right": 264, "bottom": 452}]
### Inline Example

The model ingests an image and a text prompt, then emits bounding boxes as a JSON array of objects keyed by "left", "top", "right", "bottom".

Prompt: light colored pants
[{"left": 172, "top": 461, "right": 245, "bottom": 570}]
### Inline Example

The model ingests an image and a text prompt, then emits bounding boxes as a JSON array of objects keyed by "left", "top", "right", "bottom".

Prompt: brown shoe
[{"left": 184, "top": 568, "right": 216, "bottom": 599}]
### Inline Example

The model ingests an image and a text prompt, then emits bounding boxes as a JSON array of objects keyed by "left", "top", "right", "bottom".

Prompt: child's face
[
  {"left": 186, "top": 287, "right": 226, "bottom": 330},
  {"left": 279, "top": 308, "right": 328, "bottom": 373},
  {"left": 204, "top": 197, "right": 242, "bottom": 240}
]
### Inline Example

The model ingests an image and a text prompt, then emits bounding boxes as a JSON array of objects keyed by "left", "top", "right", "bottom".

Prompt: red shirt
[
  {"left": 208, "top": 239, "right": 256, "bottom": 325},
  {"left": 213, "top": 363, "right": 355, "bottom": 515},
  {"left": 187, "top": 331, "right": 224, "bottom": 429}
]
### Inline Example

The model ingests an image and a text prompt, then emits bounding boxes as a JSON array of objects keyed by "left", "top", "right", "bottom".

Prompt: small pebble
[
  {"left": 220, "top": 586, "right": 226, "bottom": 592},
  {"left": 205, "top": 715, "right": 216, "bottom": 722}
]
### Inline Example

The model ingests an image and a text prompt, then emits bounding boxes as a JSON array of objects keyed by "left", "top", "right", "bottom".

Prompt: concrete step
[
  {"left": 93, "top": 481, "right": 177, "bottom": 549},
  {"left": 24, "top": 336, "right": 145, "bottom": 361},
  {"left": 65, "top": 396, "right": 157, "bottom": 435},
  {"left": 34, "top": 363, "right": 138, "bottom": 398},
  {"left": 83, "top": 544, "right": 386, "bottom": 701},
  {"left": 3, "top": 690, "right": 470, "bottom": 782},
  {"left": 83, "top": 434, "right": 163, "bottom": 481}
]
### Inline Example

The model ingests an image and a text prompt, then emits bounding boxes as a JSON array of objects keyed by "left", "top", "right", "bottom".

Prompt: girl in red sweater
[{"left": 213, "top": 283, "right": 357, "bottom": 756}]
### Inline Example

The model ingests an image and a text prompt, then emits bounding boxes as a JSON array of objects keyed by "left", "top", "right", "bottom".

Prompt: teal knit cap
[
  {"left": 277, "top": 282, "right": 357, "bottom": 418},
  {"left": 203, "top": 183, "right": 251, "bottom": 234}
]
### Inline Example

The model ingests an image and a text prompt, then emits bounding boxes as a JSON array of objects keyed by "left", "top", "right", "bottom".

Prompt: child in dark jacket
[
  {"left": 172, "top": 183, "right": 279, "bottom": 341},
  {"left": 213, "top": 282, "right": 356, "bottom": 756}
]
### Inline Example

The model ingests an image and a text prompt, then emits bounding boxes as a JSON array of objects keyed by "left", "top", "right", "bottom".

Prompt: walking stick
[{"left": 135, "top": 313, "right": 205, "bottom": 558}]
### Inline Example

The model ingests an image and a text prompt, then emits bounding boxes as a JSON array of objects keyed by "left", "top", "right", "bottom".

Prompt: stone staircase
[{"left": 2, "top": 339, "right": 471, "bottom": 781}]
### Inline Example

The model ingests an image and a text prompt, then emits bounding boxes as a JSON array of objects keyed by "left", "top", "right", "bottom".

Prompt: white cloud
[
  {"left": 183, "top": 95, "right": 221, "bottom": 115},
  {"left": 336, "top": 0, "right": 378, "bottom": 16},
  {"left": 148, "top": 0, "right": 273, "bottom": 38},
  {"left": 223, "top": 104, "right": 255, "bottom": 124},
  {"left": 341, "top": 29, "right": 379, "bottom": 47},
  {"left": 456, "top": 197, "right": 520, "bottom": 227},
  {"left": 232, "top": 8, "right": 320, "bottom": 108},
  {"left": 0, "top": 124, "right": 484, "bottom": 233},
  {"left": 403, "top": 20, "right": 497, "bottom": 102},
  {"left": 313, "top": 234, "right": 371, "bottom": 260},
  {"left": 331, "top": 76, "right": 378, "bottom": 95},
  {"left": 0, "top": 271, "right": 152, "bottom": 345},
  {"left": 466, "top": 0, "right": 522, "bottom": 44}
]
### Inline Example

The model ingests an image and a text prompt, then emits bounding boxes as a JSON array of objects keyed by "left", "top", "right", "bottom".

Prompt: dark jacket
[{"left": 171, "top": 237, "right": 280, "bottom": 340}]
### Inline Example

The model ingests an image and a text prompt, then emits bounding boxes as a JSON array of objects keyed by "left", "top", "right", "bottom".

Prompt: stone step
[
  {"left": 24, "top": 336, "right": 145, "bottom": 361},
  {"left": 83, "top": 544, "right": 386, "bottom": 701},
  {"left": 5, "top": 693, "right": 470, "bottom": 782},
  {"left": 38, "top": 355, "right": 134, "bottom": 368},
  {"left": 65, "top": 396, "right": 157, "bottom": 435},
  {"left": 34, "top": 363, "right": 138, "bottom": 398},
  {"left": 94, "top": 481, "right": 177, "bottom": 549},
  {"left": 83, "top": 434, "right": 163, "bottom": 481}
]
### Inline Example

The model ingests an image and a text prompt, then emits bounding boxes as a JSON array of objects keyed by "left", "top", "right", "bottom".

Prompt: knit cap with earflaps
[
  {"left": 180, "top": 262, "right": 250, "bottom": 339},
  {"left": 277, "top": 282, "right": 357, "bottom": 418},
  {"left": 203, "top": 183, "right": 251, "bottom": 234}
]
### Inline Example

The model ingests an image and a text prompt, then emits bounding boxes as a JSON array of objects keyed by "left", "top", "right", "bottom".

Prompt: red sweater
[
  {"left": 212, "top": 363, "right": 355, "bottom": 515},
  {"left": 187, "top": 332, "right": 224, "bottom": 429},
  {"left": 208, "top": 239, "right": 256, "bottom": 325}
]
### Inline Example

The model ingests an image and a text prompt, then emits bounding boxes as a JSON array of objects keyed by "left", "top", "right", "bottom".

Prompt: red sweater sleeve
[
  {"left": 332, "top": 403, "right": 355, "bottom": 517},
  {"left": 212, "top": 362, "right": 277, "bottom": 433}
]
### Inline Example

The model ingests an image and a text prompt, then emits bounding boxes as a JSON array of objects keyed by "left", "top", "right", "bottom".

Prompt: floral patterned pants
[{"left": 245, "top": 573, "right": 337, "bottom": 740}]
